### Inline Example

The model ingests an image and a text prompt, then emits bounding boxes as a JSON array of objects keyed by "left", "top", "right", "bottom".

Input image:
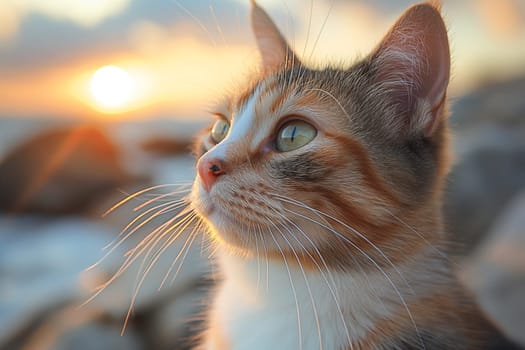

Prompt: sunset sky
[{"left": 0, "top": 0, "right": 524, "bottom": 121}]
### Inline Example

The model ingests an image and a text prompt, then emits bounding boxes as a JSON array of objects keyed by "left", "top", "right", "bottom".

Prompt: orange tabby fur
[{"left": 190, "top": 2, "right": 505, "bottom": 349}]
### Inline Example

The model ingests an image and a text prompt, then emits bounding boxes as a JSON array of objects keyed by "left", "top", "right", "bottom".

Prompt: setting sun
[{"left": 90, "top": 65, "right": 135, "bottom": 112}]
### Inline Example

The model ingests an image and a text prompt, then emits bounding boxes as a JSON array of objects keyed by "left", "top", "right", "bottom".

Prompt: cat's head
[{"left": 191, "top": 1, "right": 451, "bottom": 267}]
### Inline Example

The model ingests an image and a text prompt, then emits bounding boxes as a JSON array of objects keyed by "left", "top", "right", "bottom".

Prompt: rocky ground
[{"left": 0, "top": 77, "right": 524, "bottom": 349}]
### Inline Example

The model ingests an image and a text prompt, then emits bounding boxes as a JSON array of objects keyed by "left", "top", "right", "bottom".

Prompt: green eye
[
  {"left": 276, "top": 120, "right": 317, "bottom": 152},
  {"left": 211, "top": 118, "right": 229, "bottom": 143}
]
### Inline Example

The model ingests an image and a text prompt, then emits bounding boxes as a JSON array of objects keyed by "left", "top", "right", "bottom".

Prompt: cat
[{"left": 190, "top": 1, "right": 507, "bottom": 349}]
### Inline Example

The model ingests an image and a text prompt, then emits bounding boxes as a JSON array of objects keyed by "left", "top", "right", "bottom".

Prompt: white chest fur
[{"left": 204, "top": 250, "right": 418, "bottom": 350}]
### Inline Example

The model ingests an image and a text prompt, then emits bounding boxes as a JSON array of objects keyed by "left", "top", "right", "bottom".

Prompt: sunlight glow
[{"left": 90, "top": 65, "right": 135, "bottom": 111}]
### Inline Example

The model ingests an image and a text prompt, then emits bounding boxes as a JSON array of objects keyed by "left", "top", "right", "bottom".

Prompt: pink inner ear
[
  {"left": 372, "top": 4, "right": 450, "bottom": 137},
  {"left": 418, "top": 8, "right": 450, "bottom": 112}
]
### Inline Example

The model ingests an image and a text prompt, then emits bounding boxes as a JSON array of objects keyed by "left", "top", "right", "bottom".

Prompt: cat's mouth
[
  {"left": 191, "top": 181, "right": 216, "bottom": 216},
  {"left": 192, "top": 179, "right": 283, "bottom": 241},
  {"left": 192, "top": 180, "right": 239, "bottom": 228},
  {"left": 192, "top": 181, "right": 340, "bottom": 256},
  {"left": 201, "top": 197, "right": 268, "bottom": 231}
]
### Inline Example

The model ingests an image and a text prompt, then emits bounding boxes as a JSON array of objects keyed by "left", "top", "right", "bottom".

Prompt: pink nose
[{"left": 198, "top": 157, "right": 226, "bottom": 192}]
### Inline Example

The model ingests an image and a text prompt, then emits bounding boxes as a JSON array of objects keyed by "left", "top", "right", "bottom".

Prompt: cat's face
[{"left": 191, "top": 2, "right": 451, "bottom": 268}]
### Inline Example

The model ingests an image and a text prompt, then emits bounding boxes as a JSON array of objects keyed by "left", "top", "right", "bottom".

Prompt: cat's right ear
[{"left": 250, "top": 0, "right": 300, "bottom": 72}]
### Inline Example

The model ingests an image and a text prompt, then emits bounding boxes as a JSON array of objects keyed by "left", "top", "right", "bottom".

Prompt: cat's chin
[
  {"left": 191, "top": 180, "right": 214, "bottom": 214},
  {"left": 193, "top": 203, "right": 257, "bottom": 253},
  {"left": 203, "top": 208, "right": 251, "bottom": 244},
  {"left": 192, "top": 184, "right": 241, "bottom": 242},
  {"left": 193, "top": 181, "right": 248, "bottom": 228}
]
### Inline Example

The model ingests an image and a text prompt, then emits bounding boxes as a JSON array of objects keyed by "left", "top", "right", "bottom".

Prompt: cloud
[
  {"left": 2, "top": 0, "right": 131, "bottom": 28},
  {"left": 0, "top": 0, "right": 249, "bottom": 72}
]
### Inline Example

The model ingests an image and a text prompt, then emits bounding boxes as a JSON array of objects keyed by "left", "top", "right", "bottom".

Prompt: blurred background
[{"left": 0, "top": 0, "right": 524, "bottom": 349}]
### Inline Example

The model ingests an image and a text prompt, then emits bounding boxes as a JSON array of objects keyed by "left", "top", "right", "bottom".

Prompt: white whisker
[
  {"left": 208, "top": 3, "right": 228, "bottom": 48},
  {"left": 105, "top": 198, "right": 187, "bottom": 251},
  {"left": 133, "top": 188, "right": 191, "bottom": 212},
  {"left": 80, "top": 209, "right": 188, "bottom": 309},
  {"left": 382, "top": 207, "right": 455, "bottom": 266},
  {"left": 103, "top": 183, "right": 191, "bottom": 217},
  {"left": 165, "top": 219, "right": 203, "bottom": 287},
  {"left": 275, "top": 221, "right": 323, "bottom": 350},
  {"left": 308, "top": 0, "right": 335, "bottom": 62},
  {"left": 301, "top": 0, "right": 314, "bottom": 58},
  {"left": 267, "top": 228, "right": 303, "bottom": 350},
  {"left": 168, "top": 223, "right": 202, "bottom": 286},
  {"left": 138, "top": 211, "right": 198, "bottom": 283},
  {"left": 122, "top": 212, "right": 199, "bottom": 335},
  {"left": 171, "top": 0, "right": 217, "bottom": 47},
  {"left": 269, "top": 207, "right": 353, "bottom": 349},
  {"left": 87, "top": 200, "right": 187, "bottom": 272},
  {"left": 271, "top": 194, "right": 424, "bottom": 349},
  {"left": 274, "top": 193, "right": 418, "bottom": 299},
  {"left": 253, "top": 222, "right": 262, "bottom": 298},
  {"left": 256, "top": 223, "right": 270, "bottom": 292}
]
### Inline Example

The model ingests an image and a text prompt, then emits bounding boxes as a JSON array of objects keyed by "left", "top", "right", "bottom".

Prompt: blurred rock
[
  {"left": 9, "top": 305, "right": 145, "bottom": 350},
  {"left": 0, "top": 119, "right": 208, "bottom": 349},
  {"left": 0, "top": 117, "right": 76, "bottom": 161},
  {"left": 452, "top": 77, "right": 525, "bottom": 128},
  {"left": 0, "top": 217, "right": 115, "bottom": 346},
  {"left": 445, "top": 77, "right": 525, "bottom": 252},
  {"left": 0, "top": 206, "right": 211, "bottom": 349},
  {"left": 460, "top": 190, "right": 525, "bottom": 347},
  {"left": 0, "top": 125, "right": 138, "bottom": 215},
  {"left": 141, "top": 137, "right": 193, "bottom": 157},
  {"left": 147, "top": 278, "right": 211, "bottom": 350},
  {"left": 53, "top": 322, "right": 145, "bottom": 350},
  {"left": 82, "top": 227, "right": 210, "bottom": 320},
  {"left": 445, "top": 144, "right": 525, "bottom": 252}
]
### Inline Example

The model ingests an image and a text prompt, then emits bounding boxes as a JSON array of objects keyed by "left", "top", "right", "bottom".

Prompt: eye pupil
[{"left": 291, "top": 126, "right": 297, "bottom": 142}]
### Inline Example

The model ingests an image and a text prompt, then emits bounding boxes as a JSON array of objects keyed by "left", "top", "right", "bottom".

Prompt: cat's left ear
[
  {"left": 251, "top": 0, "right": 300, "bottom": 72},
  {"left": 370, "top": 3, "right": 450, "bottom": 138}
]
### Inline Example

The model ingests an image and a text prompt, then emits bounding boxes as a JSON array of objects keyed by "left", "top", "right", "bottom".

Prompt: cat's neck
[
  {"left": 210, "top": 243, "right": 452, "bottom": 349},
  {"left": 217, "top": 241, "right": 450, "bottom": 301}
]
